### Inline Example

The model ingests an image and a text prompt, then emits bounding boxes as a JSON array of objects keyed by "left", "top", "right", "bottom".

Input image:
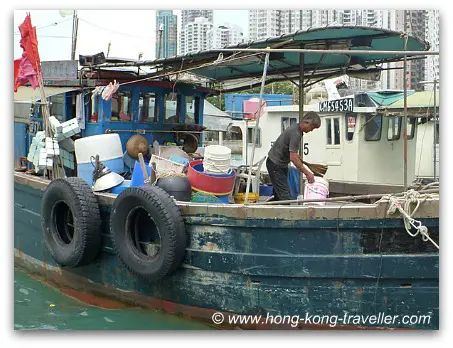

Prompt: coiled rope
[{"left": 377, "top": 189, "right": 439, "bottom": 249}]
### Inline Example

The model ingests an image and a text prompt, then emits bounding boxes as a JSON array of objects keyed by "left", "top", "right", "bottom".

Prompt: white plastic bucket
[
  {"left": 303, "top": 177, "right": 329, "bottom": 205},
  {"left": 203, "top": 145, "right": 232, "bottom": 174}
]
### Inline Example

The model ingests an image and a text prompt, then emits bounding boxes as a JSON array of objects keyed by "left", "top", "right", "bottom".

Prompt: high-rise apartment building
[
  {"left": 181, "top": 17, "right": 213, "bottom": 55},
  {"left": 155, "top": 10, "right": 178, "bottom": 59},
  {"left": 181, "top": 10, "right": 213, "bottom": 28},
  {"left": 207, "top": 23, "right": 245, "bottom": 49},
  {"left": 249, "top": 9, "right": 344, "bottom": 41},
  {"left": 179, "top": 10, "right": 214, "bottom": 55},
  {"left": 425, "top": 10, "right": 439, "bottom": 90}
]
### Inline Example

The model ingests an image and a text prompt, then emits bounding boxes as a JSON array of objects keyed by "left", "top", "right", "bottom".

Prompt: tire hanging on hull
[
  {"left": 110, "top": 185, "right": 187, "bottom": 281},
  {"left": 41, "top": 177, "right": 102, "bottom": 267}
]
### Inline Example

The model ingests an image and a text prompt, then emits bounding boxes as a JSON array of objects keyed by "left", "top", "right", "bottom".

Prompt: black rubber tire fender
[
  {"left": 110, "top": 185, "right": 187, "bottom": 281},
  {"left": 41, "top": 177, "right": 102, "bottom": 267}
]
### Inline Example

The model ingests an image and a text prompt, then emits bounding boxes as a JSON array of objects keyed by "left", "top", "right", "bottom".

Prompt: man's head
[{"left": 299, "top": 111, "right": 321, "bottom": 133}]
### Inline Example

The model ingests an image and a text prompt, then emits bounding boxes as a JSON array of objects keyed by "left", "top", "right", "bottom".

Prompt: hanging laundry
[{"left": 101, "top": 80, "right": 120, "bottom": 101}]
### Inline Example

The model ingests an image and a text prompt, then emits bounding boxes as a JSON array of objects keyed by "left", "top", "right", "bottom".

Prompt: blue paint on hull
[{"left": 14, "top": 180, "right": 439, "bottom": 329}]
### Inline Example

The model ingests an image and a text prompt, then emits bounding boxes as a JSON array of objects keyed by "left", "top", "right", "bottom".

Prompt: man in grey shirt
[{"left": 266, "top": 111, "right": 321, "bottom": 201}]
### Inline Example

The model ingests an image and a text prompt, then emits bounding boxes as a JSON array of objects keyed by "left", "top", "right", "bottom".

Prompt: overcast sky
[{"left": 13, "top": 9, "right": 249, "bottom": 62}]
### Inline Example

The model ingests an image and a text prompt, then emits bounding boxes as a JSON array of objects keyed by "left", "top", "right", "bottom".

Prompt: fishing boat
[{"left": 14, "top": 22, "right": 439, "bottom": 330}]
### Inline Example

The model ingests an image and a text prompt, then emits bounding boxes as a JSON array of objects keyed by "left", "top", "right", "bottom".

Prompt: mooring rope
[{"left": 377, "top": 189, "right": 439, "bottom": 249}]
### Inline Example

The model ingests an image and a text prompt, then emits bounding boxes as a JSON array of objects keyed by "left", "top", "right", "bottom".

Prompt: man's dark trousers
[{"left": 266, "top": 157, "right": 292, "bottom": 201}]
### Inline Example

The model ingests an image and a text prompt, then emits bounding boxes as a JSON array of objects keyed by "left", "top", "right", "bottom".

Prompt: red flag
[
  {"left": 14, "top": 13, "right": 41, "bottom": 92},
  {"left": 18, "top": 13, "right": 41, "bottom": 72}
]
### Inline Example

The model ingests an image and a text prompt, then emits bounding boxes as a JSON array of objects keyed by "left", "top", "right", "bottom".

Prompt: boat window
[
  {"left": 387, "top": 117, "right": 401, "bottom": 141},
  {"left": 364, "top": 114, "right": 382, "bottom": 141},
  {"left": 224, "top": 125, "right": 243, "bottom": 158},
  {"left": 185, "top": 95, "right": 195, "bottom": 124},
  {"left": 49, "top": 94, "right": 65, "bottom": 122},
  {"left": 111, "top": 91, "right": 132, "bottom": 121},
  {"left": 325, "top": 117, "right": 340, "bottom": 145},
  {"left": 326, "top": 118, "right": 332, "bottom": 144},
  {"left": 164, "top": 92, "right": 180, "bottom": 123},
  {"left": 345, "top": 114, "right": 357, "bottom": 141},
  {"left": 194, "top": 96, "right": 201, "bottom": 124},
  {"left": 247, "top": 127, "right": 261, "bottom": 147},
  {"left": 407, "top": 118, "right": 416, "bottom": 140},
  {"left": 138, "top": 92, "right": 158, "bottom": 123},
  {"left": 333, "top": 118, "right": 340, "bottom": 145},
  {"left": 281, "top": 117, "right": 298, "bottom": 132}
]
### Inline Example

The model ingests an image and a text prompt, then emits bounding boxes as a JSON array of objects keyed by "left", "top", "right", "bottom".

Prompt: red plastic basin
[{"left": 187, "top": 159, "right": 235, "bottom": 195}]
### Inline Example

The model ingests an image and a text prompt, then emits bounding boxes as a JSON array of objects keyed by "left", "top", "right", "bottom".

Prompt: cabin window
[
  {"left": 281, "top": 117, "right": 297, "bottom": 133},
  {"left": 224, "top": 125, "right": 243, "bottom": 159},
  {"left": 387, "top": 117, "right": 401, "bottom": 141},
  {"left": 326, "top": 118, "right": 332, "bottom": 144},
  {"left": 164, "top": 92, "right": 180, "bottom": 123},
  {"left": 247, "top": 127, "right": 261, "bottom": 147},
  {"left": 364, "top": 114, "right": 382, "bottom": 141},
  {"left": 333, "top": 118, "right": 340, "bottom": 144},
  {"left": 345, "top": 114, "right": 356, "bottom": 141},
  {"left": 194, "top": 96, "right": 201, "bottom": 124},
  {"left": 406, "top": 118, "right": 416, "bottom": 140},
  {"left": 138, "top": 93, "right": 158, "bottom": 122},
  {"left": 111, "top": 91, "right": 132, "bottom": 121},
  {"left": 185, "top": 95, "right": 195, "bottom": 124},
  {"left": 325, "top": 117, "right": 340, "bottom": 145},
  {"left": 49, "top": 94, "right": 65, "bottom": 122}
]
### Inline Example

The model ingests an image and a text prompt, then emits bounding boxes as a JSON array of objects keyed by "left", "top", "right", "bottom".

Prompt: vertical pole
[
  {"left": 71, "top": 10, "right": 78, "bottom": 61},
  {"left": 433, "top": 79, "right": 437, "bottom": 180},
  {"left": 403, "top": 29, "right": 408, "bottom": 191},
  {"left": 244, "top": 52, "right": 270, "bottom": 204},
  {"left": 298, "top": 51, "right": 305, "bottom": 196}
]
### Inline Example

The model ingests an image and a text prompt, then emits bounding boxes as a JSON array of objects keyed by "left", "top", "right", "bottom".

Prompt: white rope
[{"left": 378, "top": 189, "right": 439, "bottom": 249}]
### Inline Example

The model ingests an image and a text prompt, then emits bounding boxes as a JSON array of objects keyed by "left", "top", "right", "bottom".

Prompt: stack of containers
[{"left": 203, "top": 145, "right": 232, "bottom": 175}]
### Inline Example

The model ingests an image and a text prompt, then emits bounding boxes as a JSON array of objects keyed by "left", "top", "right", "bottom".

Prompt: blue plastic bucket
[
  {"left": 259, "top": 185, "right": 273, "bottom": 196},
  {"left": 131, "top": 161, "right": 153, "bottom": 187}
]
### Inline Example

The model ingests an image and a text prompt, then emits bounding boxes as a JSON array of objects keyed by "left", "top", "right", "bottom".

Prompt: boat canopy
[
  {"left": 367, "top": 90, "right": 416, "bottom": 106},
  {"left": 378, "top": 91, "right": 439, "bottom": 117},
  {"left": 132, "top": 26, "right": 430, "bottom": 92}
]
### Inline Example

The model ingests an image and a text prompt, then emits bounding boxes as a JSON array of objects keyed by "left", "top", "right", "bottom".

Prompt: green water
[{"left": 14, "top": 268, "right": 214, "bottom": 330}]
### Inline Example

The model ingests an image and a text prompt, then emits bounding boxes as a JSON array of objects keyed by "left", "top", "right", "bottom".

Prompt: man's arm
[{"left": 290, "top": 152, "right": 315, "bottom": 184}]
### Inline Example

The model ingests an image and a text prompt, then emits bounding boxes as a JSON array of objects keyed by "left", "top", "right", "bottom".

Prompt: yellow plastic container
[{"left": 234, "top": 192, "right": 259, "bottom": 204}]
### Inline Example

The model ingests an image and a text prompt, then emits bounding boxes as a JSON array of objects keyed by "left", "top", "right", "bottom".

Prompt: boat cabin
[{"left": 14, "top": 64, "right": 215, "bottom": 171}]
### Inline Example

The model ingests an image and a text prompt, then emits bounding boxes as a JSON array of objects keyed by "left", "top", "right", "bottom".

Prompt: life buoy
[
  {"left": 41, "top": 177, "right": 102, "bottom": 267},
  {"left": 110, "top": 185, "right": 187, "bottom": 281}
]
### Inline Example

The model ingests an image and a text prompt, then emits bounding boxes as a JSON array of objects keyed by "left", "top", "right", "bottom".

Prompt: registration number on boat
[{"left": 319, "top": 98, "right": 354, "bottom": 112}]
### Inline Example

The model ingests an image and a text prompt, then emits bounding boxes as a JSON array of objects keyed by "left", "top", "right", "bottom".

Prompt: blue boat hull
[{"left": 14, "top": 173, "right": 439, "bottom": 329}]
